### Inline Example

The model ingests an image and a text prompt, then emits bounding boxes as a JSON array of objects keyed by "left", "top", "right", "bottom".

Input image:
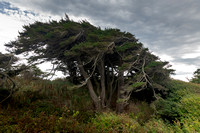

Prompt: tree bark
[
  {"left": 106, "top": 66, "right": 115, "bottom": 108},
  {"left": 116, "top": 70, "right": 126, "bottom": 113},
  {"left": 77, "top": 59, "right": 101, "bottom": 110},
  {"left": 98, "top": 59, "right": 106, "bottom": 108}
]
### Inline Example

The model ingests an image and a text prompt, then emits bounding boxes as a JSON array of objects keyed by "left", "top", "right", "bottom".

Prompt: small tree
[
  {"left": 190, "top": 69, "right": 200, "bottom": 84},
  {"left": 5, "top": 16, "right": 173, "bottom": 112},
  {"left": 19, "top": 65, "right": 46, "bottom": 80}
]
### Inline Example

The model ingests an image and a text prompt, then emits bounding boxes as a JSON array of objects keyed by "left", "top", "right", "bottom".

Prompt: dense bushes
[
  {"left": 155, "top": 80, "right": 200, "bottom": 120},
  {"left": 0, "top": 78, "right": 95, "bottom": 132},
  {"left": 1, "top": 78, "right": 200, "bottom": 132},
  {"left": 154, "top": 80, "right": 200, "bottom": 132}
]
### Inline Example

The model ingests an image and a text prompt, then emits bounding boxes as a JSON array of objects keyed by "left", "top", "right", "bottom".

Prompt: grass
[{"left": 1, "top": 78, "right": 200, "bottom": 132}]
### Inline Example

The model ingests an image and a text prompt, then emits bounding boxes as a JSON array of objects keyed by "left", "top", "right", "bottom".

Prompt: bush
[
  {"left": 172, "top": 94, "right": 200, "bottom": 132},
  {"left": 154, "top": 80, "right": 200, "bottom": 132},
  {"left": 155, "top": 80, "right": 200, "bottom": 121},
  {"left": 128, "top": 101, "right": 154, "bottom": 124},
  {"left": 2, "top": 77, "right": 200, "bottom": 132},
  {"left": 173, "top": 116, "right": 200, "bottom": 133},
  {"left": 92, "top": 112, "right": 140, "bottom": 132},
  {"left": 140, "top": 118, "right": 174, "bottom": 133},
  {"left": 178, "top": 94, "right": 200, "bottom": 117}
]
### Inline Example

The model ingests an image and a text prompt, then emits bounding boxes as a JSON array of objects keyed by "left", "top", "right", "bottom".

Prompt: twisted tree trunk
[{"left": 77, "top": 59, "right": 101, "bottom": 110}]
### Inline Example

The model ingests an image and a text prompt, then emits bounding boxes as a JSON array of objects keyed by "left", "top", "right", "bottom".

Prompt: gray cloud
[
  {"left": 174, "top": 57, "right": 200, "bottom": 66},
  {"left": 0, "top": 1, "right": 36, "bottom": 18},
  {"left": 3, "top": 0, "right": 200, "bottom": 80}
]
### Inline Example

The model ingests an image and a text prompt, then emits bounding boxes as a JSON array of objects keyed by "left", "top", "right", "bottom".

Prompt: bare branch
[
  {"left": 142, "top": 56, "right": 152, "bottom": 86},
  {"left": 73, "top": 54, "right": 100, "bottom": 90},
  {"left": 140, "top": 56, "right": 159, "bottom": 100},
  {"left": 126, "top": 48, "right": 143, "bottom": 76}
]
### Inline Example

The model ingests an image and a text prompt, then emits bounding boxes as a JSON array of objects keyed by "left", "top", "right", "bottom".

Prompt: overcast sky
[{"left": 1, "top": 0, "right": 200, "bottom": 81}]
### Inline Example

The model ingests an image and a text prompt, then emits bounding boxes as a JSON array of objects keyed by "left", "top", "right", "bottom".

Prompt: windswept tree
[{"left": 5, "top": 16, "right": 173, "bottom": 112}]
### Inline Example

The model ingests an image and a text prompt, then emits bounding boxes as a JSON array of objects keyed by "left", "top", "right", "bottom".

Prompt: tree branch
[{"left": 0, "top": 72, "right": 15, "bottom": 104}]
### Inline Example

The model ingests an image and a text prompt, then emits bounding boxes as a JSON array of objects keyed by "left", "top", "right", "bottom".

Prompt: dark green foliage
[
  {"left": 0, "top": 52, "right": 22, "bottom": 77},
  {"left": 0, "top": 77, "right": 96, "bottom": 132},
  {"left": 132, "top": 82, "right": 145, "bottom": 88},
  {"left": 5, "top": 16, "right": 173, "bottom": 112},
  {"left": 155, "top": 80, "right": 200, "bottom": 121},
  {"left": 153, "top": 80, "right": 200, "bottom": 132},
  {"left": 190, "top": 68, "right": 200, "bottom": 83},
  {"left": 0, "top": 52, "right": 17, "bottom": 69},
  {"left": 1, "top": 77, "right": 200, "bottom": 132}
]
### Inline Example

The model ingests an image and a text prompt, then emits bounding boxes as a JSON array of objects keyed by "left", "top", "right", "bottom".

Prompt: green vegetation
[
  {"left": 1, "top": 16, "right": 200, "bottom": 132},
  {"left": 5, "top": 16, "right": 173, "bottom": 112},
  {"left": 1, "top": 78, "right": 200, "bottom": 132},
  {"left": 190, "top": 68, "right": 200, "bottom": 83}
]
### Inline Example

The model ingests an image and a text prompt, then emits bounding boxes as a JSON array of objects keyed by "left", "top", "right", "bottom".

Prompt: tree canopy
[{"left": 5, "top": 16, "right": 174, "bottom": 112}]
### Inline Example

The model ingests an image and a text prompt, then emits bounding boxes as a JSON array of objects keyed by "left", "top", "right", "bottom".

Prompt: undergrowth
[{"left": 0, "top": 78, "right": 200, "bottom": 132}]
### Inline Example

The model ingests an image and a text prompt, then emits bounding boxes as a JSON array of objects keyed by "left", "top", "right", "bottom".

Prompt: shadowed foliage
[
  {"left": 0, "top": 52, "right": 18, "bottom": 104},
  {"left": 190, "top": 68, "right": 200, "bottom": 84}
]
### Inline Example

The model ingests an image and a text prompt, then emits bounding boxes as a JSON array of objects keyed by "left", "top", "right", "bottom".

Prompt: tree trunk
[
  {"left": 106, "top": 66, "right": 116, "bottom": 108},
  {"left": 77, "top": 60, "right": 101, "bottom": 110},
  {"left": 86, "top": 78, "right": 101, "bottom": 110},
  {"left": 116, "top": 71, "right": 126, "bottom": 113},
  {"left": 98, "top": 59, "right": 106, "bottom": 108}
]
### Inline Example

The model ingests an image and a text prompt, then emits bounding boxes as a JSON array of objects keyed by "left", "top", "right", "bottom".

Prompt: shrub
[
  {"left": 155, "top": 80, "right": 200, "bottom": 121},
  {"left": 178, "top": 94, "right": 200, "bottom": 117},
  {"left": 92, "top": 112, "right": 140, "bottom": 132},
  {"left": 173, "top": 117, "right": 200, "bottom": 133},
  {"left": 171, "top": 94, "right": 200, "bottom": 132},
  {"left": 128, "top": 101, "right": 154, "bottom": 124},
  {"left": 140, "top": 118, "right": 174, "bottom": 133},
  {"left": 154, "top": 80, "right": 200, "bottom": 132}
]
